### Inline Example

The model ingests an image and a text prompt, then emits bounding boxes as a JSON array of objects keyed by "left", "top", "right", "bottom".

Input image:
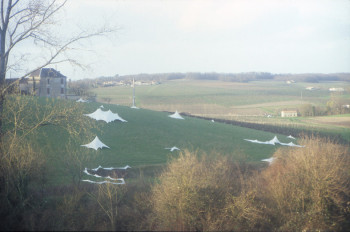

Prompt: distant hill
[{"left": 93, "top": 72, "right": 350, "bottom": 83}]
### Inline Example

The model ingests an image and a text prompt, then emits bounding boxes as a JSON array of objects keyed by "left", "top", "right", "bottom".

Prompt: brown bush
[
  {"left": 149, "top": 150, "right": 260, "bottom": 231},
  {"left": 0, "top": 135, "right": 46, "bottom": 230},
  {"left": 148, "top": 137, "right": 350, "bottom": 231},
  {"left": 260, "top": 135, "right": 350, "bottom": 231}
]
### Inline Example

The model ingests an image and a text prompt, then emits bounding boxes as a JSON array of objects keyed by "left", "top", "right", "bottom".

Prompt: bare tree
[
  {"left": 0, "top": 0, "right": 114, "bottom": 134},
  {"left": 88, "top": 184, "right": 126, "bottom": 231},
  {"left": 0, "top": 95, "right": 95, "bottom": 229}
]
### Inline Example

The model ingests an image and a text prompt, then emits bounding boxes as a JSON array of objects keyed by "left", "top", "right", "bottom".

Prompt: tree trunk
[
  {"left": 0, "top": 23, "right": 6, "bottom": 139},
  {"left": 0, "top": 93, "right": 3, "bottom": 138}
]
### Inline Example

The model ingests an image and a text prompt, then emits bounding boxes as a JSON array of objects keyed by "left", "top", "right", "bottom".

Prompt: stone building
[{"left": 22, "top": 68, "right": 67, "bottom": 99}]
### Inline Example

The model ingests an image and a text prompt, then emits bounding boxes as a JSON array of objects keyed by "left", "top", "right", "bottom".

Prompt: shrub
[
  {"left": 260, "top": 135, "right": 350, "bottom": 231},
  {"left": 0, "top": 135, "right": 46, "bottom": 230},
  {"left": 149, "top": 150, "right": 259, "bottom": 231}
]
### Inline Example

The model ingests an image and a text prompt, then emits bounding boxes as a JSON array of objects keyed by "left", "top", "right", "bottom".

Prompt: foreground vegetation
[
  {"left": 1, "top": 129, "right": 349, "bottom": 230},
  {"left": 0, "top": 95, "right": 349, "bottom": 230},
  {"left": 149, "top": 136, "right": 350, "bottom": 231}
]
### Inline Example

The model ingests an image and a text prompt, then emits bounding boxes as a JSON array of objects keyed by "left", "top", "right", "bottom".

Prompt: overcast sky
[{"left": 43, "top": 0, "right": 350, "bottom": 79}]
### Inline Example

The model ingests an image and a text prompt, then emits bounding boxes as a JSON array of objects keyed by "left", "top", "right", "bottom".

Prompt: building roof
[
  {"left": 5, "top": 77, "right": 28, "bottom": 84},
  {"left": 5, "top": 78, "right": 19, "bottom": 84},
  {"left": 30, "top": 68, "right": 66, "bottom": 78}
]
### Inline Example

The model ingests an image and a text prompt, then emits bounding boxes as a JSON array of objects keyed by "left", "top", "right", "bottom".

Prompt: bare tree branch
[{"left": 0, "top": 0, "right": 116, "bottom": 136}]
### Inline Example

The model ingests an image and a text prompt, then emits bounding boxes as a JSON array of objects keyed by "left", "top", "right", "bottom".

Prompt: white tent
[
  {"left": 287, "top": 135, "right": 296, "bottom": 139},
  {"left": 81, "top": 136, "right": 110, "bottom": 150},
  {"left": 83, "top": 167, "right": 127, "bottom": 185},
  {"left": 84, "top": 108, "right": 104, "bottom": 119},
  {"left": 279, "top": 142, "right": 304, "bottom": 147},
  {"left": 169, "top": 111, "right": 184, "bottom": 119},
  {"left": 84, "top": 168, "right": 125, "bottom": 181},
  {"left": 105, "top": 110, "right": 127, "bottom": 122},
  {"left": 84, "top": 108, "right": 127, "bottom": 123},
  {"left": 244, "top": 136, "right": 282, "bottom": 146},
  {"left": 244, "top": 136, "right": 304, "bottom": 147},
  {"left": 91, "top": 165, "right": 131, "bottom": 171},
  {"left": 244, "top": 138, "right": 275, "bottom": 145},
  {"left": 76, "top": 98, "right": 89, "bottom": 103},
  {"left": 261, "top": 157, "right": 275, "bottom": 164},
  {"left": 82, "top": 179, "right": 125, "bottom": 185},
  {"left": 165, "top": 146, "right": 180, "bottom": 152},
  {"left": 269, "top": 136, "right": 281, "bottom": 145}
]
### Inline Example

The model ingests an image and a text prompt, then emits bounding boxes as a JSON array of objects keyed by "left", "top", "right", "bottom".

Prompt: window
[
  {"left": 47, "top": 88, "right": 50, "bottom": 95},
  {"left": 61, "top": 88, "right": 64, "bottom": 94},
  {"left": 47, "top": 79, "right": 50, "bottom": 84},
  {"left": 61, "top": 78, "right": 64, "bottom": 84}
]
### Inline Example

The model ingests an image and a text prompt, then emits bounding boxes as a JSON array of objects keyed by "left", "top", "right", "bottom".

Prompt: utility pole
[
  {"left": 131, "top": 77, "right": 138, "bottom": 109},
  {"left": 132, "top": 78, "right": 135, "bottom": 107}
]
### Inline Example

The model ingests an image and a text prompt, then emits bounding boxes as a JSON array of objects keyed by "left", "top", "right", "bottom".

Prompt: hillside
[
  {"left": 32, "top": 100, "right": 303, "bottom": 185},
  {"left": 2, "top": 96, "right": 348, "bottom": 231}
]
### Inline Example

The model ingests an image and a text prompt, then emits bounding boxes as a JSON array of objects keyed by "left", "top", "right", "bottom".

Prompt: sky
[{"left": 20, "top": 0, "right": 350, "bottom": 80}]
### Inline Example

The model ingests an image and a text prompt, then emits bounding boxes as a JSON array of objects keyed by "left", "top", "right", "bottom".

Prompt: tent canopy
[
  {"left": 84, "top": 108, "right": 127, "bottom": 123},
  {"left": 244, "top": 136, "right": 304, "bottom": 147},
  {"left": 169, "top": 111, "right": 184, "bottom": 119},
  {"left": 81, "top": 136, "right": 110, "bottom": 150}
]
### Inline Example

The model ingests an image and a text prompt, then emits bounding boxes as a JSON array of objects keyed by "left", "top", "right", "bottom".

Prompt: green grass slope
[
  {"left": 83, "top": 102, "right": 300, "bottom": 163},
  {"left": 32, "top": 100, "right": 304, "bottom": 185}
]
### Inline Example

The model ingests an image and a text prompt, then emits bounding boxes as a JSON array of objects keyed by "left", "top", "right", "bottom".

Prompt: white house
[
  {"left": 281, "top": 110, "right": 298, "bottom": 117},
  {"left": 329, "top": 88, "right": 344, "bottom": 92}
]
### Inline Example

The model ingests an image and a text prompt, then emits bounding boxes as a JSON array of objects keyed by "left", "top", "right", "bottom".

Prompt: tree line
[{"left": 96, "top": 72, "right": 349, "bottom": 83}]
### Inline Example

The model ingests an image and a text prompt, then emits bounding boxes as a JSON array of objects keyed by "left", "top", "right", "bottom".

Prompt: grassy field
[
  {"left": 6, "top": 78, "right": 350, "bottom": 186},
  {"left": 27, "top": 100, "right": 304, "bottom": 185},
  {"left": 92, "top": 79, "right": 350, "bottom": 141},
  {"left": 92, "top": 79, "right": 349, "bottom": 114}
]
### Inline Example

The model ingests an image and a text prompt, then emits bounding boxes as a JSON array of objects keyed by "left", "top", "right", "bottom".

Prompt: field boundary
[{"left": 179, "top": 112, "right": 349, "bottom": 145}]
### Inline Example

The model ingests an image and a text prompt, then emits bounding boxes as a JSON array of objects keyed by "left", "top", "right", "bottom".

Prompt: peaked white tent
[
  {"left": 81, "top": 136, "right": 110, "bottom": 150},
  {"left": 84, "top": 108, "right": 127, "bottom": 123},
  {"left": 244, "top": 136, "right": 304, "bottom": 147},
  {"left": 76, "top": 98, "right": 89, "bottom": 103},
  {"left": 169, "top": 111, "right": 184, "bottom": 119},
  {"left": 105, "top": 110, "right": 128, "bottom": 122},
  {"left": 269, "top": 136, "right": 281, "bottom": 145},
  {"left": 287, "top": 135, "right": 296, "bottom": 139},
  {"left": 165, "top": 146, "right": 180, "bottom": 152}
]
